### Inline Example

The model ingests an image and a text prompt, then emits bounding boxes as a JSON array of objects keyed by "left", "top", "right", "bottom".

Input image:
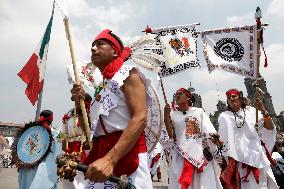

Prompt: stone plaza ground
[{"left": 0, "top": 161, "right": 169, "bottom": 189}]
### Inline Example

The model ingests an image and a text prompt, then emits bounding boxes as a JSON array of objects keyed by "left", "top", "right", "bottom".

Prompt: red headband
[
  {"left": 175, "top": 88, "right": 192, "bottom": 98},
  {"left": 94, "top": 29, "right": 122, "bottom": 56},
  {"left": 226, "top": 89, "right": 240, "bottom": 97},
  {"left": 38, "top": 114, "right": 53, "bottom": 130}
]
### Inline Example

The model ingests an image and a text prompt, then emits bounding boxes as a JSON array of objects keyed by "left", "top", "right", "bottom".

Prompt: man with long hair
[
  {"left": 164, "top": 88, "right": 223, "bottom": 189},
  {"left": 218, "top": 89, "right": 278, "bottom": 189}
]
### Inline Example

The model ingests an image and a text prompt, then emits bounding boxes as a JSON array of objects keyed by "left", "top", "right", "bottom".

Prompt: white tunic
[
  {"left": 148, "top": 142, "right": 163, "bottom": 175},
  {"left": 86, "top": 62, "right": 153, "bottom": 189},
  {"left": 218, "top": 106, "right": 278, "bottom": 189},
  {"left": 168, "top": 107, "right": 223, "bottom": 189},
  {"left": 61, "top": 111, "right": 83, "bottom": 142}
]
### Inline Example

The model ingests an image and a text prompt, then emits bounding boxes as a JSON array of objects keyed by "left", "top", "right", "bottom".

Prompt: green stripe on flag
[{"left": 39, "top": 4, "right": 55, "bottom": 60}]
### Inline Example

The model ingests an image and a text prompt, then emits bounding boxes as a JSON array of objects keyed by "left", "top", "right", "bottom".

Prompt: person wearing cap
[
  {"left": 218, "top": 89, "right": 278, "bottom": 189},
  {"left": 164, "top": 88, "right": 223, "bottom": 189},
  {"left": 71, "top": 29, "right": 153, "bottom": 188},
  {"left": 18, "top": 110, "right": 62, "bottom": 189}
]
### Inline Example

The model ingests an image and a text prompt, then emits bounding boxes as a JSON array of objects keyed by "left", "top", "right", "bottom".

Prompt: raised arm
[{"left": 164, "top": 104, "right": 174, "bottom": 139}]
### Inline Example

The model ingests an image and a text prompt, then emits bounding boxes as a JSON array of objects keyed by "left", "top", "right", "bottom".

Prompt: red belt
[{"left": 82, "top": 131, "right": 147, "bottom": 176}]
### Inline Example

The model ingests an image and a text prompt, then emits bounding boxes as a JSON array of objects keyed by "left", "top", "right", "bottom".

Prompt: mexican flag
[{"left": 17, "top": 7, "right": 54, "bottom": 105}]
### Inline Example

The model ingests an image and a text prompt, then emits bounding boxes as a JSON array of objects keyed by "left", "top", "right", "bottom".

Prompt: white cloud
[
  {"left": 227, "top": 13, "right": 254, "bottom": 27},
  {"left": 267, "top": 0, "right": 284, "bottom": 18},
  {"left": 260, "top": 43, "right": 284, "bottom": 78},
  {"left": 0, "top": 0, "right": 283, "bottom": 126},
  {"left": 201, "top": 90, "right": 227, "bottom": 114},
  {"left": 190, "top": 69, "right": 234, "bottom": 88}
]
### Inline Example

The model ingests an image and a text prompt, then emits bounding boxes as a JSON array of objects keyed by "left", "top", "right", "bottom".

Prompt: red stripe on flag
[{"left": 17, "top": 53, "right": 43, "bottom": 105}]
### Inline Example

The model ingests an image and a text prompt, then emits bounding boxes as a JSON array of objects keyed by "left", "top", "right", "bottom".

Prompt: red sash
[
  {"left": 82, "top": 131, "right": 147, "bottom": 176},
  {"left": 221, "top": 157, "right": 260, "bottom": 189}
]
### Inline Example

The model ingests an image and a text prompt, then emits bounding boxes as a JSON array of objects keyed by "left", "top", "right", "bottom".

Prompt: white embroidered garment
[
  {"left": 90, "top": 61, "right": 162, "bottom": 152},
  {"left": 62, "top": 171, "right": 87, "bottom": 189},
  {"left": 233, "top": 162, "right": 277, "bottom": 189},
  {"left": 218, "top": 106, "right": 276, "bottom": 168},
  {"left": 148, "top": 142, "right": 163, "bottom": 175},
  {"left": 67, "top": 61, "right": 102, "bottom": 90},
  {"left": 169, "top": 149, "right": 223, "bottom": 189},
  {"left": 61, "top": 111, "right": 83, "bottom": 142},
  {"left": 85, "top": 153, "right": 153, "bottom": 189},
  {"left": 87, "top": 61, "right": 159, "bottom": 189},
  {"left": 218, "top": 106, "right": 278, "bottom": 189},
  {"left": 171, "top": 107, "right": 217, "bottom": 168},
  {"left": 272, "top": 152, "right": 284, "bottom": 174}
]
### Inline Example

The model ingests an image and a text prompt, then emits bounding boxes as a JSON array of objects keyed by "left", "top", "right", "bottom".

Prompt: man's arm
[
  {"left": 164, "top": 104, "right": 173, "bottom": 139},
  {"left": 85, "top": 69, "right": 147, "bottom": 182},
  {"left": 255, "top": 98, "right": 274, "bottom": 130},
  {"left": 71, "top": 84, "right": 89, "bottom": 137}
]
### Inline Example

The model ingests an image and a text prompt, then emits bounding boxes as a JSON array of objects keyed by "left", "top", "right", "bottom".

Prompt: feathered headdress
[{"left": 126, "top": 35, "right": 165, "bottom": 71}]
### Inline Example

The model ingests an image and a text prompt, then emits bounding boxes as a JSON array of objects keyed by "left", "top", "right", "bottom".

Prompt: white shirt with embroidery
[
  {"left": 218, "top": 106, "right": 276, "bottom": 168},
  {"left": 87, "top": 61, "right": 154, "bottom": 189},
  {"left": 171, "top": 107, "right": 217, "bottom": 168}
]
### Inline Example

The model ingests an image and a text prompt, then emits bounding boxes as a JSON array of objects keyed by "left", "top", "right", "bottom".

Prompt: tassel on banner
[{"left": 262, "top": 44, "right": 268, "bottom": 68}]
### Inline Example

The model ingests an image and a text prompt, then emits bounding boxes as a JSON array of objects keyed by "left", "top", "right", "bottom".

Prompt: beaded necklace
[{"left": 233, "top": 108, "right": 246, "bottom": 128}]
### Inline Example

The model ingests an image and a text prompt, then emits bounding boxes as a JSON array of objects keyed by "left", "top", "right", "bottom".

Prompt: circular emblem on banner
[
  {"left": 214, "top": 38, "right": 244, "bottom": 62},
  {"left": 12, "top": 123, "right": 53, "bottom": 168}
]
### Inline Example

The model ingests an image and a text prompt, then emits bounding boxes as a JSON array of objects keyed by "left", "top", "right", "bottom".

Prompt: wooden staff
[
  {"left": 73, "top": 102, "right": 77, "bottom": 138},
  {"left": 159, "top": 74, "right": 177, "bottom": 141},
  {"left": 63, "top": 18, "right": 91, "bottom": 145},
  {"left": 255, "top": 7, "right": 262, "bottom": 131},
  {"left": 159, "top": 75, "right": 168, "bottom": 104},
  {"left": 64, "top": 118, "right": 69, "bottom": 150}
]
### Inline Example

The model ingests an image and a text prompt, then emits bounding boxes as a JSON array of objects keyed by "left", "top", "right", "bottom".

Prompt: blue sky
[{"left": 0, "top": 0, "right": 283, "bottom": 127}]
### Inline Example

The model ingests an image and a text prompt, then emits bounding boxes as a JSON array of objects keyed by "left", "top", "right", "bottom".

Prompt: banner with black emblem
[
  {"left": 202, "top": 25, "right": 257, "bottom": 78},
  {"left": 152, "top": 24, "right": 200, "bottom": 77}
]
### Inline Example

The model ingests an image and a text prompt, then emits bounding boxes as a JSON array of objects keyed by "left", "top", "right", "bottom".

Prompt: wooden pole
[
  {"left": 63, "top": 17, "right": 91, "bottom": 145},
  {"left": 64, "top": 121, "right": 69, "bottom": 150},
  {"left": 35, "top": 90, "right": 43, "bottom": 121},
  {"left": 255, "top": 7, "right": 262, "bottom": 130},
  {"left": 159, "top": 76, "right": 168, "bottom": 104}
]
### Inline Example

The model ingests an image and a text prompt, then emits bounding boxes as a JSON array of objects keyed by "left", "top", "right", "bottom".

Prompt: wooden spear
[
  {"left": 255, "top": 7, "right": 262, "bottom": 131},
  {"left": 63, "top": 17, "right": 91, "bottom": 146}
]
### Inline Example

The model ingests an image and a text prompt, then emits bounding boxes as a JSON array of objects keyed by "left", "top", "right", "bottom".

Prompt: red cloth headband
[
  {"left": 38, "top": 114, "right": 53, "bottom": 130},
  {"left": 226, "top": 89, "right": 240, "bottom": 96},
  {"left": 94, "top": 29, "right": 122, "bottom": 56},
  {"left": 176, "top": 88, "right": 192, "bottom": 98}
]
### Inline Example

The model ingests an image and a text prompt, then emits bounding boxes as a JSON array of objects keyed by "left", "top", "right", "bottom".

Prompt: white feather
[{"left": 125, "top": 35, "right": 164, "bottom": 71}]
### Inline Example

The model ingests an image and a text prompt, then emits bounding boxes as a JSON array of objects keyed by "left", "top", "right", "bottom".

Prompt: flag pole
[
  {"left": 35, "top": 90, "right": 43, "bottom": 121},
  {"left": 255, "top": 7, "right": 262, "bottom": 130},
  {"left": 63, "top": 17, "right": 91, "bottom": 146},
  {"left": 159, "top": 75, "right": 168, "bottom": 104}
]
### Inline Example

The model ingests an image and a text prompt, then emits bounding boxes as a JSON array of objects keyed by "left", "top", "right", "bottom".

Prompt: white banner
[
  {"left": 152, "top": 24, "right": 200, "bottom": 77},
  {"left": 202, "top": 25, "right": 257, "bottom": 78}
]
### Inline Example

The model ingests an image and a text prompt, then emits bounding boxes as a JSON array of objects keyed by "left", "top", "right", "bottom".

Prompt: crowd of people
[{"left": 3, "top": 29, "right": 283, "bottom": 189}]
